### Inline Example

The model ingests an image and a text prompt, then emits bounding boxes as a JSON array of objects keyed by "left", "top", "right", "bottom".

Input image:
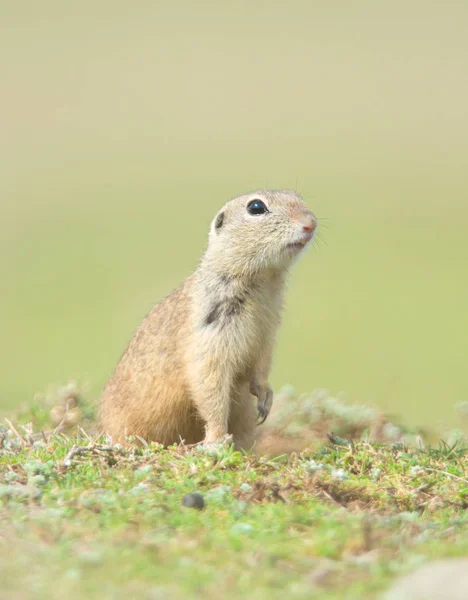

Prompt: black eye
[{"left": 247, "top": 199, "right": 269, "bottom": 215}]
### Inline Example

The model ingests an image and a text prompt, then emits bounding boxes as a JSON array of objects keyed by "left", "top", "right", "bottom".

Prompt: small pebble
[{"left": 181, "top": 493, "right": 205, "bottom": 510}]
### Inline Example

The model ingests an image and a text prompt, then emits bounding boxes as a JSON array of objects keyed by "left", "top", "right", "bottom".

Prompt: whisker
[
  {"left": 311, "top": 233, "right": 325, "bottom": 251},
  {"left": 317, "top": 234, "right": 328, "bottom": 246},
  {"left": 311, "top": 241, "right": 322, "bottom": 253},
  {"left": 316, "top": 223, "right": 330, "bottom": 233},
  {"left": 315, "top": 217, "right": 331, "bottom": 236},
  {"left": 313, "top": 230, "right": 328, "bottom": 249}
]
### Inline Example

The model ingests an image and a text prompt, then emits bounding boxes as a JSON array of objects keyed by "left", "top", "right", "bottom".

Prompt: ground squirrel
[{"left": 99, "top": 190, "right": 317, "bottom": 449}]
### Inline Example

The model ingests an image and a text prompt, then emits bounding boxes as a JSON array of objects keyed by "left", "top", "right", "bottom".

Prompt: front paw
[{"left": 250, "top": 380, "right": 273, "bottom": 425}]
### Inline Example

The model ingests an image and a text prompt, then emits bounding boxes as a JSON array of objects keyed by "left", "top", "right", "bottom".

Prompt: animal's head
[{"left": 206, "top": 189, "right": 317, "bottom": 277}]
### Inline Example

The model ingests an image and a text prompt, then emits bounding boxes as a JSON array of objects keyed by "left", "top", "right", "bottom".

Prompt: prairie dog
[{"left": 99, "top": 190, "right": 317, "bottom": 449}]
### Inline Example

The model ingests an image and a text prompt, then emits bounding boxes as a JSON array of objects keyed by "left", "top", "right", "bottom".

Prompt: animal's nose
[{"left": 302, "top": 214, "right": 317, "bottom": 233}]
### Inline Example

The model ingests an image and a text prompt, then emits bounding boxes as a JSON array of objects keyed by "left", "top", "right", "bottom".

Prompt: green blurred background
[{"left": 1, "top": 1, "right": 467, "bottom": 430}]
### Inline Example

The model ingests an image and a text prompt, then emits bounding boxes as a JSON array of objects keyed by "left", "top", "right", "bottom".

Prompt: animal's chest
[{"left": 202, "top": 289, "right": 277, "bottom": 366}]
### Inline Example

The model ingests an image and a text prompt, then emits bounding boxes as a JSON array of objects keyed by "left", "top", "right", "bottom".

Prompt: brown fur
[{"left": 99, "top": 190, "right": 316, "bottom": 450}]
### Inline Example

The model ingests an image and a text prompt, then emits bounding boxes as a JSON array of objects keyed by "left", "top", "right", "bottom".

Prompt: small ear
[{"left": 213, "top": 211, "right": 225, "bottom": 232}]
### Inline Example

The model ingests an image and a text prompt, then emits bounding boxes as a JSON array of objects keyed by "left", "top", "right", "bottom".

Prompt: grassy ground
[{"left": 1, "top": 388, "right": 467, "bottom": 599}]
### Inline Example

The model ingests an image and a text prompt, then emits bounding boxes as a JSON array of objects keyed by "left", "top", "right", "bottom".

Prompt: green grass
[{"left": 1, "top": 390, "right": 467, "bottom": 599}]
